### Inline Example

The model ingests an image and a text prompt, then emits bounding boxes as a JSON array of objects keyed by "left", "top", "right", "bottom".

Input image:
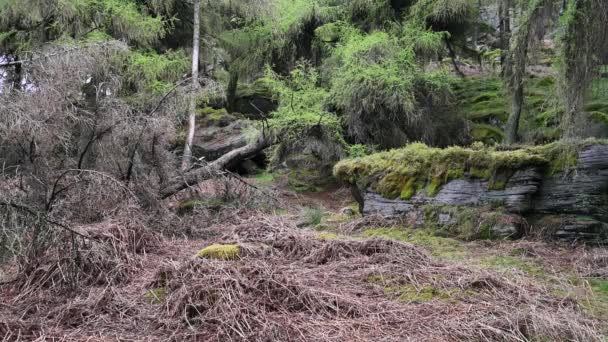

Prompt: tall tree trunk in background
[
  {"left": 473, "top": 0, "right": 481, "bottom": 49},
  {"left": 505, "top": 0, "right": 550, "bottom": 145},
  {"left": 505, "top": 28, "right": 529, "bottom": 145},
  {"left": 444, "top": 35, "right": 465, "bottom": 77},
  {"left": 77, "top": 78, "right": 99, "bottom": 169},
  {"left": 560, "top": 0, "right": 608, "bottom": 139},
  {"left": 12, "top": 54, "right": 22, "bottom": 91},
  {"left": 181, "top": 0, "right": 201, "bottom": 171},
  {"left": 499, "top": 0, "right": 512, "bottom": 76},
  {"left": 227, "top": 70, "right": 239, "bottom": 113}
]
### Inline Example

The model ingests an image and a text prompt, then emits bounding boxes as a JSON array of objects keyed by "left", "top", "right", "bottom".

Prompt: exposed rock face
[{"left": 353, "top": 144, "right": 608, "bottom": 243}]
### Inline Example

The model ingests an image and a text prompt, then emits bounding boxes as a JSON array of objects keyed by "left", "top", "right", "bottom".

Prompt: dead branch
[{"left": 159, "top": 135, "right": 271, "bottom": 198}]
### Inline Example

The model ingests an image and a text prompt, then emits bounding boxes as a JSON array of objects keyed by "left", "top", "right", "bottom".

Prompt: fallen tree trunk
[{"left": 159, "top": 135, "right": 271, "bottom": 199}]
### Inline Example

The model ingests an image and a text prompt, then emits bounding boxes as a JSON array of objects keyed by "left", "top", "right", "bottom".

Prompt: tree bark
[
  {"left": 499, "top": 0, "right": 512, "bottom": 77},
  {"left": 160, "top": 135, "right": 270, "bottom": 199},
  {"left": 505, "top": 79, "right": 524, "bottom": 144},
  {"left": 444, "top": 35, "right": 465, "bottom": 77},
  {"left": 227, "top": 70, "right": 239, "bottom": 113},
  {"left": 181, "top": 0, "right": 201, "bottom": 171},
  {"left": 77, "top": 78, "right": 99, "bottom": 169}
]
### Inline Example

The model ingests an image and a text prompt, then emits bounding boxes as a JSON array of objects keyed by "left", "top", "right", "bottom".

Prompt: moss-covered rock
[
  {"left": 333, "top": 141, "right": 588, "bottom": 200},
  {"left": 197, "top": 244, "right": 241, "bottom": 260}
]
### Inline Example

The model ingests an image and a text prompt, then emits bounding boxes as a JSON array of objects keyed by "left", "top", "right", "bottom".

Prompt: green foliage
[
  {"left": 346, "top": 144, "right": 373, "bottom": 159},
  {"left": 262, "top": 62, "right": 345, "bottom": 166},
  {"left": 253, "top": 171, "right": 277, "bottom": 183},
  {"left": 0, "top": 0, "right": 168, "bottom": 51},
  {"left": 410, "top": 0, "right": 475, "bottom": 26},
  {"left": 122, "top": 50, "right": 189, "bottom": 98},
  {"left": 328, "top": 29, "right": 464, "bottom": 148},
  {"left": 300, "top": 207, "right": 324, "bottom": 227}
]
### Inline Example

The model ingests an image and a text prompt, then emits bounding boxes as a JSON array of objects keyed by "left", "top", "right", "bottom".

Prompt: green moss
[
  {"left": 253, "top": 171, "right": 276, "bottom": 183},
  {"left": 178, "top": 197, "right": 225, "bottom": 214},
  {"left": 471, "top": 124, "right": 504, "bottom": 144},
  {"left": 478, "top": 256, "right": 546, "bottom": 277},
  {"left": 399, "top": 177, "right": 418, "bottom": 200},
  {"left": 316, "top": 232, "right": 339, "bottom": 240},
  {"left": 197, "top": 244, "right": 241, "bottom": 260},
  {"left": 387, "top": 284, "right": 441, "bottom": 303},
  {"left": 362, "top": 227, "right": 468, "bottom": 260},
  {"left": 427, "top": 176, "right": 442, "bottom": 197},
  {"left": 197, "top": 107, "right": 229, "bottom": 120},
  {"left": 536, "top": 75, "right": 555, "bottom": 87},
  {"left": 585, "top": 101, "right": 608, "bottom": 113},
  {"left": 470, "top": 166, "right": 492, "bottom": 179},
  {"left": 288, "top": 168, "right": 327, "bottom": 193},
  {"left": 144, "top": 287, "right": 167, "bottom": 304},
  {"left": 300, "top": 207, "right": 324, "bottom": 227},
  {"left": 335, "top": 140, "right": 606, "bottom": 200},
  {"left": 589, "top": 111, "right": 608, "bottom": 125}
]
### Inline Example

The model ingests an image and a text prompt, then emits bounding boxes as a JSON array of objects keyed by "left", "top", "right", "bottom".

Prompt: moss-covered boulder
[{"left": 334, "top": 140, "right": 608, "bottom": 243}]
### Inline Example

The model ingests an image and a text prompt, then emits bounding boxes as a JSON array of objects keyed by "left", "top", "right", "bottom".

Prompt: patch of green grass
[
  {"left": 471, "top": 123, "right": 504, "bottom": 144},
  {"left": 300, "top": 207, "right": 324, "bottom": 227},
  {"left": 575, "top": 277, "right": 608, "bottom": 321},
  {"left": 477, "top": 255, "right": 546, "bottom": 277},
  {"left": 197, "top": 106, "right": 229, "bottom": 120},
  {"left": 144, "top": 287, "right": 167, "bottom": 304},
  {"left": 366, "top": 275, "right": 474, "bottom": 304},
  {"left": 362, "top": 227, "right": 468, "bottom": 260},
  {"left": 315, "top": 232, "right": 339, "bottom": 240},
  {"left": 253, "top": 171, "right": 277, "bottom": 183}
]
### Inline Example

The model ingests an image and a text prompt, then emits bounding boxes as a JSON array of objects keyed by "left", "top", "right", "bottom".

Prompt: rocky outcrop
[{"left": 335, "top": 142, "right": 608, "bottom": 243}]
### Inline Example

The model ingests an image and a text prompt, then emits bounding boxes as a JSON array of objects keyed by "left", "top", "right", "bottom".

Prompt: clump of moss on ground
[
  {"left": 334, "top": 140, "right": 595, "bottom": 200},
  {"left": 197, "top": 244, "right": 241, "bottom": 260},
  {"left": 315, "top": 232, "right": 339, "bottom": 240}
]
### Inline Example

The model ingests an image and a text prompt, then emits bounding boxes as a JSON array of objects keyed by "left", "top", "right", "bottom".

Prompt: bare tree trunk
[
  {"left": 227, "top": 70, "right": 239, "bottom": 113},
  {"left": 77, "top": 78, "right": 99, "bottom": 169},
  {"left": 560, "top": 0, "right": 608, "bottom": 139},
  {"left": 473, "top": 0, "right": 481, "bottom": 49},
  {"left": 11, "top": 54, "right": 22, "bottom": 91},
  {"left": 504, "top": 0, "right": 552, "bottom": 144},
  {"left": 504, "top": 6, "right": 530, "bottom": 145},
  {"left": 181, "top": 0, "right": 201, "bottom": 171},
  {"left": 505, "top": 79, "right": 524, "bottom": 144},
  {"left": 499, "top": 0, "right": 512, "bottom": 77},
  {"left": 444, "top": 35, "right": 465, "bottom": 77}
]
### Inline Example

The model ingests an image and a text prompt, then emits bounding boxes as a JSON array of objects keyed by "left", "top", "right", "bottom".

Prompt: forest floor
[{"left": 1, "top": 174, "right": 608, "bottom": 341}]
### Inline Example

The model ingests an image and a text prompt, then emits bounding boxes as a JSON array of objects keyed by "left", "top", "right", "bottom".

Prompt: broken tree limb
[{"left": 159, "top": 135, "right": 271, "bottom": 199}]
